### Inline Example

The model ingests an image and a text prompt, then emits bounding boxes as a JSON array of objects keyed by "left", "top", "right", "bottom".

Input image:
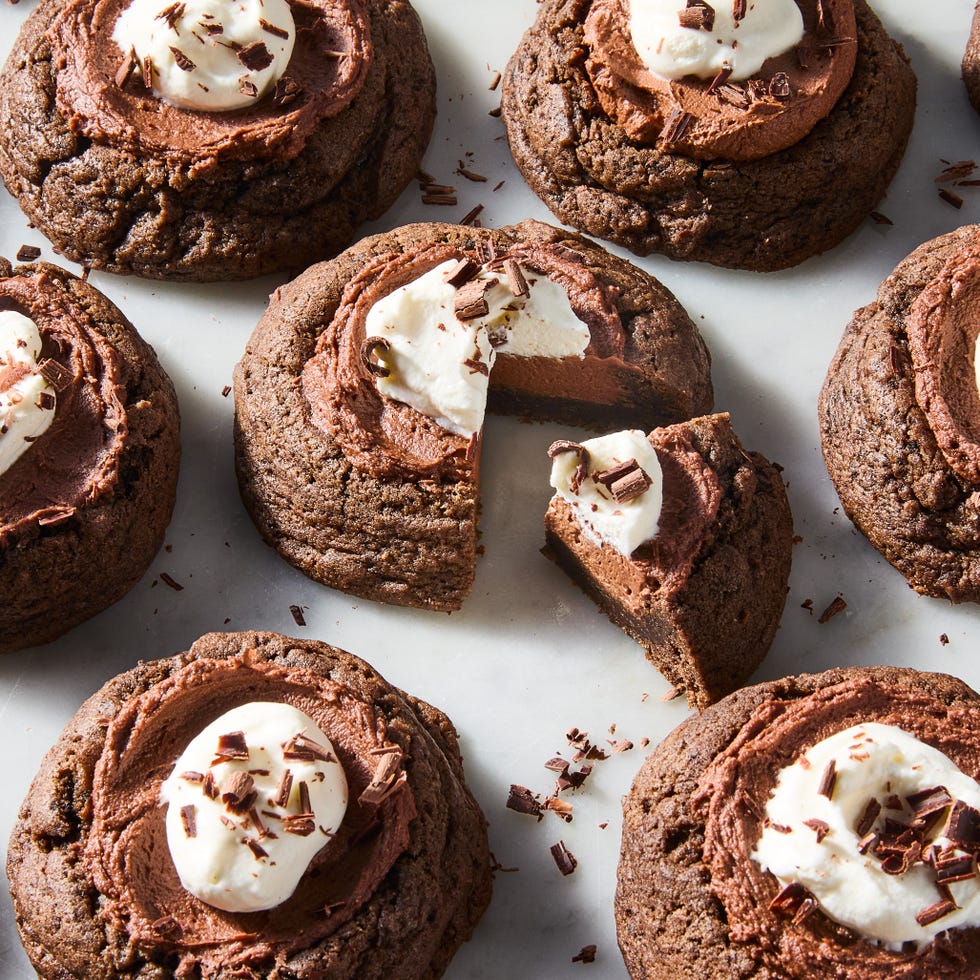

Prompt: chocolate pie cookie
[
  {"left": 0, "top": 258, "right": 179, "bottom": 653},
  {"left": 964, "top": 2, "right": 980, "bottom": 113},
  {"left": 501, "top": 0, "right": 916, "bottom": 271},
  {"left": 234, "top": 218, "right": 713, "bottom": 611},
  {"left": 0, "top": 0, "right": 435, "bottom": 281},
  {"left": 819, "top": 225, "right": 980, "bottom": 602},
  {"left": 616, "top": 666, "right": 980, "bottom": 979},
  {"left": 544, "top": 414, "right": 793, "bottom": 709},
  {"left": 7, "top": 630, "right": 492, "bottom": 979}
]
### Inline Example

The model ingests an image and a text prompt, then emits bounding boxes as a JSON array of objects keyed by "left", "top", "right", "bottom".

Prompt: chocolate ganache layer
[
  {"left": 50, "top": 0, "right": 373, "bottom": 165},
  {"left": 584, "top": 0, "right": 857, "bottom": 160}
]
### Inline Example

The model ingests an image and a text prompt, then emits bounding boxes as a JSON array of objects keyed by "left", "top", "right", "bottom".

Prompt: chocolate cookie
[
  {"left": 501, "top": 0, "right": 916, "bottom": 271},
  {"left": 965, "top": 3, "right": 980, "bottom": 113},
  {"left": 7, "top": 630, "right": 492, "bottom": 979},
  {"left": 0, "top": 259, "right": 179, "bottom": 653},
  {"left": 234, "top": 219, "right": 713, "bottom": 611},
  {"left": 819, "top": 225, "right": 980, "bottom": 602},
  {"left": 545, "top": 414, "right": 793, "bottom": 710},
  {"left": 616, "top": 666, "right": 980, "bottom": 979},
  {"left": 0, "top": 0, "right": 435, "bottom": 281}
]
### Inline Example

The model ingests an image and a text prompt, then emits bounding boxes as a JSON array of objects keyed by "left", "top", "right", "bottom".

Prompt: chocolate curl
[
  {"left": 547, "top": 440, "right": 590, "bottom": 494},
  {"left": 360, "top": 337, "right": 391, "bottom": 378}
]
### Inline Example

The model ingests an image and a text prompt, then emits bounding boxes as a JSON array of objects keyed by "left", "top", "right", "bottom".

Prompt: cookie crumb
[{"left": 15, "top": 244, "right": 41, "bottom": 262}]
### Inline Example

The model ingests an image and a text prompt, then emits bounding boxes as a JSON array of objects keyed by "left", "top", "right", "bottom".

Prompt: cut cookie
[
  {"left": 0, "top": 0, "right": 435, "bottom": 281},
  {"left": 819, "top": 224, "right": 980, "bottom": 602},
  {"left": 616, "top": 665, "right": 980, "bottom": 978},
  {"left": 7, "top": 630, "right": 492, "bottom": 979},
  {"left": 501, "top": 0, "right": 916, "bottom": 271},
  {"left": 234, "top": 219, "right": 714, "bottom": 611},
  {"left": 544, "top": 414, "right": 793, "bottom": 709},
  {"left": 0, "top": 258, "right": 179, "bottom": 653}
]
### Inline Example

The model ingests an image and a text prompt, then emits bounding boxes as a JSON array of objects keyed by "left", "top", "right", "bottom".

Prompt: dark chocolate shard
[
  {"left": 803, "top": 818, "right": 830, "bottom": 843},
  {"left": 180, "top": 804, "right": 197, "bottom": 838},
  {"left": 222, "top": 772, "right": 257, "bottom": 814},
  {"left": 659, "top": 109, "right": 694, "bottom": 146},
  {"left": 816, "top": 759, "right": 837, "bottom": 800},
  {"left": 443, "top": 258, "right": 479, "bottom": 288},
  {"left": 855, "top": 797, "right": 881, "bottom": 837},
  {"left": 358, "top": 746, "right": 405, "bottom": 805},
  {"left": 259, "top": 17, "right": 289, "bottom": 39},
  {"left": 915, "top": 896, "right": 957, "bottom": 927},
  {"left": 503, "top": 258, "right": 530, "bottom": 298},
  {"left": 944, "top": 800, "right": 980, "bottom": 853},
  {"left": 506, "top": 784, "right": 543, "bottom": 820},
  {"left": 214, "top": 731, "right": 249, "bottom": 761},
  {"left": 768, "top": 72, "right": 791, "bottom": 98},
  {"left": 550, "top": 839, "right": 578, "bottom": 876},
  {"left": 282, "top": 733, "right": 336, "bottom": 763},
  {"left": 592, "top": 459, "right": 652, "bottom": 503},
  {"left": 454, "top": 278, "right": 497, "bottom": 320},
  {"left": 238, "top": 41, "right": 273, "bottom": 72},
  {"left": 169, "top": 46, "right": 196, "bottom": 72}
]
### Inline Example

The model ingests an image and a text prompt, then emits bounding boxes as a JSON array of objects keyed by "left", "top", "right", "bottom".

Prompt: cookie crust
[
  {"left": 0, "top": 0, "right": 435, "bottom": 281},
  {"left": 819, "top": 225, "right": 980, "bottom": 602},
  {"left": 501, "top": 0, "right": 916, "bottom": 271},
  {"left": 7, "top": 630, "right": 492, "bottom": 979}
]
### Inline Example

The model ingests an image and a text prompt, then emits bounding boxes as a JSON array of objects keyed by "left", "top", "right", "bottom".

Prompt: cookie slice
[
  {"left": 234, "top": 219, "right": 713, "bottom": 611},
  {"left": 819, "top": 224, "right": 980, "bottom": 602},
  {"left": 544, "top": 414, "right": 792, "bottom": 709},
  {"left": 7, "top": 630, "right": 492, "bottom": 979},
  {"left": 965, "top": 2, "right": 980, "bottom": 113},
  {"left": 0, "top": 258, "right": 179, "bottom": 653},
  {"left": 616, "top": 666, "right": 980, "bottom": 978}
]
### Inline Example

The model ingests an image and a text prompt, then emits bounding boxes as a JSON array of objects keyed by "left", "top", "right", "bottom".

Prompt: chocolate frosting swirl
[
  {"left": 49, "top": 0, "right": 373, "bottom": 163},
  {"left": 694, "top": 677, "right": 980, "bottom": 977},
  {"left": 0, "top": 269, "right": 128, "bottom": 542},
  {"left": 302, "top": 241, "right": 625, "bottom": 482},
  {"left": 906, "top": 233, "right": 980, "bottom": 487},
  {"left": 584, "top": 0, "right": 857, "bottom": 160},
  {"left": 84, "top": 655, "right": 415, "bottom": 976}
]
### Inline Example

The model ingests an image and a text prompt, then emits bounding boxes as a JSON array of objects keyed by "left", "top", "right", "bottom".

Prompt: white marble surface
[{"left": 0, "top": 1, "right": 978, "bottom": 977}]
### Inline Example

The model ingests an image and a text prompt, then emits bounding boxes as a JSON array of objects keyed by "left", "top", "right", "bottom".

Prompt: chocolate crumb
[
  {"left": 801, "top": 598, "right": 814, "bottom": 614},
  {"left": 817, "top": 595, "right": 847, "bottom": 624},
  {"left": 160, "top": 572, "right": 184, "bottom": 592},
  {"left": 572, "top": 944, "right": 597, "bottom": 964},
  {"left": 488, "top": 106, "right": 502, "bottom": 118},
  {"left": 506, "top": 784, "right": 543, "bottom": 820},
  {"left": 550, "top": 839, "right": 578, "bottom": 875},
  {"left": 289, "top": 604, "right": 306, "bottom": 627},
  {"left": 15, "top": 244, "right": 41, "bottom": 262}
]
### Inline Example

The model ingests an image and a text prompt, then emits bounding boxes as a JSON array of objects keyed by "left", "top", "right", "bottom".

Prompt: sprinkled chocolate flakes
[
  {"left": 358, "top": 745, "right": 405, "bottom": 805},
  {"left": 273, "top": 78, "right": 302, "bottom": 106},
  {"left": 169, "top": 46, "right": 196, "bottom": 73},
  {"left": 548, "top": 440, "right": 590, "bottom": 494},
  {"left": 550, "top": 839, "right": 578, "bottom": 876},
  {"left": 160, "top": 572, "right": 184, "bottom": 591},
  {"left": 282, "top": 733, "right": 336, "bottom": 763},
  {"left": 768, "top": 72, "right": 791, "bottom": 98},
  {"left": 157, "top": 2, "right": 186, "bottom": 29},
  {"left": 769, "top": 882, "right": 818, "bottom": 924},
  {"left": 802, "top": 817, "right": 830, "bottom": 843},
  {"left": 152, "top": 914, "right": 183, "bottom": 938},
  {"left": 274, "top": 768, "right": 293, "bottom": 808},
  {"left": 503, "top": 259, "right": 529, "bottom": 298},
  {"left": 289, "top": 603, "right": 306, "bottom": 627}
]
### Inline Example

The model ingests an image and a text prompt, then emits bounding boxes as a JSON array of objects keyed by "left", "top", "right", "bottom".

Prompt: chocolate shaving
[
  {"left": 202, "top": 770, "right": 218, "bottom": 800},
  {"left": 572, "top": 944, "right": 597, "bottom": 964},
  {"left": 856, "top": 831, "right": 879, "bottom": 855},
  {"left": 360, "top": 336, "right": 391, "bottom": 378},
  {"left": 37, "top": 391, "right": 55, "bottom": 411},
  {"left": 459, "top": 203, "right": 484, "bottom": 227},
  {"left": 180, "top": 804, "right": 197, "bottom": 838},
  {"left": 506, "top": 784, "right": 543, "bottom": 820},
  {"left": 157, "top": 2, "right": 186, "bottom": 29},
  {"left": 592, "top": 458, "right": 652, "bottom": 504},
  {"left": 180, "top": 770, "right": 205, "bottom": 784},
  {"left": 259, "top": 17, "right": 289, "bottom": 38},
  {"left": 142, "top": 56, "right": 155, "bottom": 89},
  {"left": 503, "top": 259, "right": 530, "bottom": 298},
  {"left": 358, "top": 746, "right": 404, "bottom": 805},
  {"left": 160, "top": 572, "right": 184, "bottom": 591},
  {"left": 221, "top": 384, "right": 232, "bottom": 397},
  {"left": 935, "top": 854, "right": 978, "bottom": 885},
  {"left": 238, "top": 41, "right": 273, "bottom": 72},
  {"left": 298, "top": 780, "right": 311, "bottom": 815},
  {"left": 678, "top": 0, "right": 715, "bottom": 31},
  {"left": 457, "top": 166, "right": 488, "bottom": 183},
  {"left": 907, "top": 786, "right": 952, "bottom": 819},
  {"left": 944, "top": 800, "right": 980, "bottom": 852},
  {"left": 283, "top": 814, "right": 316, "bottom": 836},
  {"left": 422, "top": 193, "right": 457, "bottom": 206},
  {"left": 289, "top": 604, "right": 306, "bottom": 626},
  {"left": 869, "top": 211, "right": 894, "bottom": 226},
  {"left": 543, "top": 796, "right": 574, "bottom": 822},
  {"left": 706, "top": 66, "right": 732, "bottom": 94},
  {"left": 659, "top": 109, "right": 694, "bottom": 146},
  {"left": 244, "top": 837, "right": 268, "bottom": 860},
  {"left": 274, "top": 768, "right": 293, "bottom": 808},
  {"left": 454, "top": 277, "right": 497, "bottom": 320},
  {"left": 817, "top": 595, "right": 846, "bottom": 624},
  {"left": 238, "top": 78, "right": 259, "bottom": 98},
  {"left": 939, "top": 188, "right": 964, "bottom": 209},
  {"left": 547, "top": 440, "right": 590, "bottom": 494},
  {"left": 462, "top": 356, "right": 488, "bottom": 376},
  {"left": 151, "top": 915, "right": 183, "bottom": 938},
  {"left": 803, "top": 818, "right": 830, "bottom": 843},
  {"left": 273, "top": 77, "right": 302, "bottom": 106},
  {"left": 817, "top": 759, "right": 837, "bottom": 800},
  {"left": 915, "top": 896, "right": 957, "bottom": 927},
  {"left": 444, "top": 258, "right": 479, "bottom": 288},
  {"left": 203, "top": 21, "right": 224, "bottom": 35},
  {"left": 769, "top": 881, "right": 815, "bottom": 919},
  {"left": 215, "top": 731, "right": 249, "bottom": 761},
  {"left": 550, "top": 839, "right": 578, "bottom": 876},
  {"left": 222, "top": 772, "right": 257, "bottom": 813},
  {"left": 855, "top": 797, "right": 881, "bottom": 837},
  {"left": 940, "top": 633, "right": 950, "bottom": 646},
  {"left": 169, "top": 46, "right": 196, "bottom": 72},
  {"left": 768, "top": 72, "right": 791, "bottom": 98},
  {"left": 732, "top": 0, "right": 746, "bottom": 21},
  {"left": 282, "top": 733, "right": 336, "bottom": 763}
]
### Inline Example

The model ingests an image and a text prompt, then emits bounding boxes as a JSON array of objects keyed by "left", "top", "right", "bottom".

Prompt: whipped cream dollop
[
  {"left": 367, "top": 259, "right": 590, "bottom": 437},
  {"left": 0, "top": 311, "right": 56, "bottom": 478},
  {"left": 160, "top": 701, "right": 348, "bottom": 913},
  {"left": 113, "top": 0, "right": 295, "bottom": 111},
  {"left": 629, "top": 0, "right": 805, "bottom": 81},
  {"left": 549, "top": 429, "right": 663, "bottom": 556},
  {"left": 754, "top": 723, "right": 980, "bottom": 949}
]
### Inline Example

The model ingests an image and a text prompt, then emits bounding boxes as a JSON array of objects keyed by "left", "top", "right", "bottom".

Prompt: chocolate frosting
[
  {"left": 302, "top": 241, "right": 626, "bottom": 482},
  {"left": 694, "top": 677, "right": 980, "bottom": 977},
  {"left": 49, "top": 0, "right": 373, "bottom": 164},
  {"left": 906, "top": 233, "right": 980, "bottom": 487},
  {"left": 584, "top": 0, "right": 857, "bottom": 160},
  {"left": 84, "top": 655, "right": 415, "bottom": 976},
  {"left": 0, "top": 269, "right": 128, "bottom": 543}
]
